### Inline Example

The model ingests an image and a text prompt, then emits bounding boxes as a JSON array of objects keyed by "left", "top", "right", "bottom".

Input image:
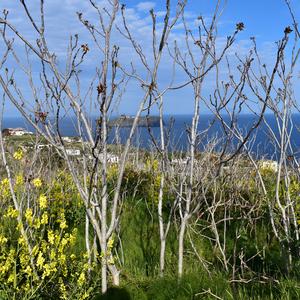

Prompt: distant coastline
[{"left": 3, "top": 114, "right": 300, "bottom": 159}]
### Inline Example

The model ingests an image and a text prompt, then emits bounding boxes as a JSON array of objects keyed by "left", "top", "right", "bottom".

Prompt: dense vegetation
[
  {"left": 1, "top": 0, "right": 300, "bottom": 298},
  {"left": 1, "top": 140, "right": 300, "bottom": 299}
]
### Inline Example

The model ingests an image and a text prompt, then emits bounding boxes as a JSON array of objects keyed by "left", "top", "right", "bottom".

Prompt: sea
[{"left": 3, "top": 114, "right": 300, "bottom": 160}]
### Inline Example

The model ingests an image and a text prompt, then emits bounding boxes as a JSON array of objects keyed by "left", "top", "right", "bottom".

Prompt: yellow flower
[
  {"left": 1, "top": 178, "right": 10, "bottom": 198},
  {"left": 17, "top": 222, "right": 24, "bottom": 232},
  {"left": 13, "top": 148, "right": 23, "bottom": 160},
  {"left": 77, "top": 272, "right": 86, "bottom": 286},
  {"left": 7, "top": 273, "right": 15, "bottom": 283},
  {"left": 50, "top": 249, "right": 56, "bottom": 260},
  {"left": 32, "top": 178, "right": 42, "bottom": 188},
  {"left": 59, "top": 277, "right": 68, "bottom": 300},
  {"left": 41, "top": 212, "right": 48, "bottom": 224},
  {"left": 24, "top": 265, "right": 32, "bottom": 276},
  {"left": 42, "top": 263, "right": 51, "bottom": 278},
  {"left": 25, "top": 208, "right": 33, "bottom": 225},
  {"left": 59, "top": 220, "right": 67, "bottom": 229},
  {"left": 15, "top": 174, "right": 24, "bottom": 185},
  {"left": 33, "top": 219, "right": 41, "bottom": 229},
  {"left": 79, "top": 292, "right": 90, "bottom": 300},
  {"left": 32, "top": 245, "right": 39, "bottom": 256},
  {"left": 69, "top": 229, "right": 77, "bottom": 245},
  {"left": 42, "top": 262, "right": 57, "bottom": 279},
  {"left": 1, "top": 178, "right": 9, "bottom": 186},
  {"left": 18, "top": 236, "right": 26, "bottom": 245},
  {"left": 0, "top": 235, "right": 8, "bottom": 244},
  {"left": 5, "top": 206, "right": 19, "bottom": 218},
  {"left": 20, "top": 253, "right": 30, "bottom": 267},
  {"left": 107, "top": 237, "right": 114, "bottom": 249},
  {"left": 36, "top": 252, "right": 45, "bottom": 270},
  {"left": 59, "top": 254, "right": 66, "bottom": 264},
  {"left": 58, "top": 212, "right": 68, "bottom": 229},
  {"left": 23, "top": 282, "right": 30, "bottom": 292},
  {"left": 39, "top": 194, "right": 47, "bottom": 209},
  {"left": 48, "top": 230, "right": 55, "bottom": 244},
  {"left": 61, "top": 238, "right": 68, "bottom": 247}
]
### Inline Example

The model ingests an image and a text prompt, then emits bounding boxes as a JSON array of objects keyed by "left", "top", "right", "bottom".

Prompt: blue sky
[{"left": 0, "top": 0, "right": 299, "bottom": 117}]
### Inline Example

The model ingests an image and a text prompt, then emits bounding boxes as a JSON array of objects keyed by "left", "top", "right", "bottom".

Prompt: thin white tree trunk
[{"left": 178, "top": 217, "right": 187, "bottom": 278}]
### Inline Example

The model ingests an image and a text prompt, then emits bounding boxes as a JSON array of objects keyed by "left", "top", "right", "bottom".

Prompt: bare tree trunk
[{"left": 178, "top": 216, "right": 187, "bottom": 278}]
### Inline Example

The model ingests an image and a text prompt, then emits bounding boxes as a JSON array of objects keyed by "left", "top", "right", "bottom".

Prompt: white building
[
  {"left": 89, "top": 153, "right": 119, "bottom": 163},
  {"left": 171, "top": 157, "right": 190, "bottom": 165},
  {"left": 259, "top": 160, "right": 278, "bottom": 173},
  {"left": 66, "top": 149, "right": 81, "bottom": 156},
  {"left": 62, "top": 136, "right": 74, "bottom": 143},
  {"left": 2, "top": 128, "right": 33, "bottom": 136}
]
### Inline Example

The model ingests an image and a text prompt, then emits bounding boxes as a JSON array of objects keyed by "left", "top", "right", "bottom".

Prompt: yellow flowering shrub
[
  {"left": 39, "top": 194, "right": 47, "bottom": 209},
  {"left": 24, "top": 208, "right": 33, "bottom": 226},
  {"left": 13, "top": 148, "right": 23, "bottom": 160},
  {"left": 32, "top": 178, "right": 42, "bottom": 188},
  {"left": 5, "top": 206, "right": 19, "bottom": 218},
  {"left": 15, "top": 174, "right": 24, "bottom": 186},
  {"left": 0, "top": 172, "right": 93, "bottom": 299},
  {"left": 0, "top": 178, "right": 10, "bottom": 199}
]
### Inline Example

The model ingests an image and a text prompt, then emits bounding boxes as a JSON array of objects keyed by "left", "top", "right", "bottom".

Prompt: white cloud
[
  {"left": 0, "top": 0, "right": 285, "bottom": 116},
  {"left": 136, "top": 1, "right": 156, "bottom": 12}
]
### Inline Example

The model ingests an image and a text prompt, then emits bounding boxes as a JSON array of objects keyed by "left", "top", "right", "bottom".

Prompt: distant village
[
  {"left": 2, "top": 127, "right": 34, "bottom": 137},
  {"left": 1, "top": 128, "right": 282, "bottom": 171}
]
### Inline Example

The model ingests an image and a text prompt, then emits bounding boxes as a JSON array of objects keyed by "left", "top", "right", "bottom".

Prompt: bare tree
[{"left": 0, "top": 0, "right": 187, "bottom": 293}]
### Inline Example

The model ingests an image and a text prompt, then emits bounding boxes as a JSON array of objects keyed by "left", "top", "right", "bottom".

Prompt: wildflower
[
  {"left": 0, "top": 235, "right": 8, "bottom": 244},
  {"left": 1, "top": 178, "right": 9, "bottom": 186},
  {"left": 58, "top": 239, "right": 67, "bottom": 254},
  {"left": 48, "top": 230, "right": 55, "bottom": 245},
  {"left": 42, "top": 262, "right": 57, "bottom": 279},
  {"left": 59, "top": 219, "right": 68, "bottom": 229},
  {"left": 1, "top": 178, "right": 10, "bottom": 197},
  {"left": 41, "top": 212, "right": 48, "bottom": 224},
  {"left": 107, "top": 237, "right": 114, "bottom": 249},
  {"left": 77, "top": 272, "right": 86, "bottom": 286},
  {"left": 39, "top": 194, "right": 47, "bottom": 209},
  {"left": 42, "top": 264, "right": 51, "bottom": 278},
  {"left": 59, "top": 254, "right": 66, "bottom": 264},
  {"left": 36, "top": 252, "right": 45, "bottom": 270},
  {"left": 58, "top": 211, "right": 68, "bottom": 229},
  {"left": 32, "top": 178, "right": 42, "bottom": 188},
  {"left": 5, "top": 206, "right": 19, "bottom": 218},
  {"left": 7, "top": 273, "right": 15, "bottom": 283},
  {"left": 24, "top": 265, "right": 32, "bottom": 276},
  {"left": 18, "top": 236, "right": 26, "bottom": 246},
  {"left": 31, "top": 245, "right": 39, "bottom": 256},
  {"left": 13, "top": 148, "right": 23, "bottom": 160},
  {"left": 20, "top": 253, "right": 30, "bottom": 267},
  {"left": 50, "top": 249, "right": 56, "bottom": 260},
  {"left": 15, "top": 174, "right": 24, "bottom": 185},
  {"left": 23, "top": 282, "right": 30, "bottom": 292},
  {"left": 79, "top": 292, "right": 90, "bottom": 300},
  {"left": 17, "top": 222, "right": 23, "bottom": 231},
  {"left": 59, "top": 277, "right": 68, "bottom": 300},
  {"left": 25, "top": 208, "right": 33, "bottom": 225},
  {"left": 69, "top": 229, "right": 77, "bottom": 245},
  {"left": 33, "top": 219, "right": 41, "bottom": 229}
]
